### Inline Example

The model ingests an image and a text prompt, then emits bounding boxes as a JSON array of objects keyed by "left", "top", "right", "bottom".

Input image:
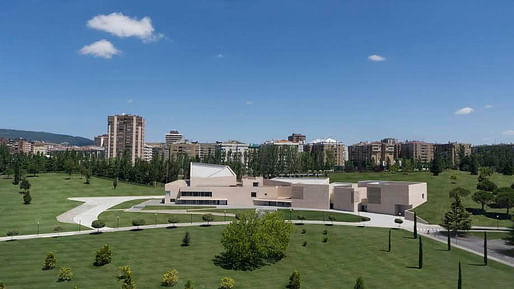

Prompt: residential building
[
  {"left": 17, "top": 139, "right": 32, "bottom": 154},
  {"left": 169, "top": 142, "right": 198, "bottom": 159},
  {"left": 107, "top": 114, "right": 145, "bottom": 164},
  {"left": 399, "top": 141, "right": 434, "bottom": 163},
  {"left": 218, "top": 140, "right": 249, "bottom": 163},
  {"left": 266, "top": 139, "right": 304, "bottom": 153},
  {"left": 434, "top": 142, "right": 472, "bottom": 167},
  {"left": 165, "top": 130, "right": 184, "bottom": 145},
  {"left": 348, "top": 142, "right": 382, "bottom": 166},
  {"left": 288, "top": 133, "right": 306, "bottom": 144},
  {"left": 305, "top": 138, "right": 345, "bottom": 166},
  {"left": 31, "top": 142, "right": 47, "bottom": 155},
  {"left": 143, "top": 144, "right": 154, "bottom": 162},
  {"left": 94, "top": 134, "right": 108, "bottom": 148}
]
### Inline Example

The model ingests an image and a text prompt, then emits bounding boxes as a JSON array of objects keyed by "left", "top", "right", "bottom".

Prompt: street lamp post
[
  {"left": 190, "top": 213, "right": 193, "bottom": 224},
  {"left": 289, "top": 208, "right": 292, "bottom": 221},
  {"left": 224, "top": 210, "right": 226, "bottom": 222},
  {"left": 155, "top": 213, "right": 157, "bottom": 226},
  {"left": 117, "top": 216, "right": 120, "bottom": 228},
  {"left": 37, "top": 219, "right": 40, "bottom": 235},
  {"left": 78, "top": 220, "right": 81, "bottom": 232},
  {"left": 496, "top": 215, "right": 499, "bottom": 229}
]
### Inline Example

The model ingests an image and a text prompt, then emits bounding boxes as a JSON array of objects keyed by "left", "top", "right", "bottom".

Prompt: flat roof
[{"left": 272, "top": 177, "right": 330, "bottom": 185}]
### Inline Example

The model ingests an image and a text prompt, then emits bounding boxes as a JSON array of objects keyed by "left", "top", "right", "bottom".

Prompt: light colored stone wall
[{"left": 291, "top": 184, "right": 330, "bottom": 209}]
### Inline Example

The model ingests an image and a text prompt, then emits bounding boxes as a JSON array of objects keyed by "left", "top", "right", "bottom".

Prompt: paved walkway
[{"left": 56, "top": 196, "right": 162, "bottom": 228}]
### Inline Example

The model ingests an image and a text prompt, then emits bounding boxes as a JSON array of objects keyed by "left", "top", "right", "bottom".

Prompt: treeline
[{"left": 472, "top": 144, "right": 514, "bottom": 175}]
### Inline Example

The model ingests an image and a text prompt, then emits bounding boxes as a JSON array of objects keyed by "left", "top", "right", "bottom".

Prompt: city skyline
[{"left": 1, "top": 1, "right": 514, "bottom": 145}]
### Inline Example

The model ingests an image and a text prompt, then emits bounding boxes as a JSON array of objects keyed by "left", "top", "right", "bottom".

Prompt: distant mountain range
[{"left": 0, "top": 129, "right": 93, "bottom": 146}]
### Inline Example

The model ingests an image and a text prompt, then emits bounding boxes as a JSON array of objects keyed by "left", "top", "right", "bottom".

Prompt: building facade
[
  {"left": 434, "top": 142, "right": 472, "bottom": 167},
  {"left": 165, "top": 130, "right": 184, "bottom": 145},
  {"left": 107, "top": 114, "right": 145, "bottom": 164},
  {"left": 94, "top": 134, "right": 108, "bottom": 148},
  {"left": 399, "top": 141, "right": 434, "bottom": 163},
  {"left": 288, "top": 133, "right": 306, "bottom": 144},
  {"left": 305, "top": 138, "right": 346, "bottom": 166}
]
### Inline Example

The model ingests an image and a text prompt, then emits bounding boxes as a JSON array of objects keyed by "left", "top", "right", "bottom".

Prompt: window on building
[
  {"left": 251, "top": 192, "right": 257, "bottom": 198},
  {"left": 253, "top": 182, "right": 259, "bottom": 187},
  {"left": 422, "top": 193, "right": 424, "bottom": 199}
]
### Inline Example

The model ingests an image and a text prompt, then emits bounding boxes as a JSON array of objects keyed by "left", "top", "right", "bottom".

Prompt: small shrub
[
  {"left": 161, "top": 269, "right": 179, "bottom": 287},
  {"left": 168, "top": 216, "right": 179, "bottom": 224},
  {"left": 94, "top": 244, "right": 112, "bottom": 266},
  {"left": 42, "top": 252, "right": 57, "bottom": 270},
  {"left": 0, "top": 281, "right": 5, "bottom": 289},
  {"left": 6, "top": 230, "right": 19, "bottom": 237},
  {"left": 91, "top": 220, "right": 105, "bottom": 232},
  {"left": 184, "top": 280, "right": 194, "bottom": 289},
  {"left": 354, "top": 277, "right": 365, "bottom": 289},
  {"left": 182, "top": 232, "right": 191, "bottom": 247},
  {"left": 202, "top": 214, "right": 214, "bottom": 224},
  {"left": 302, "top": 241, "right": 308, "bottom": 247},
  {"left": 327, "top": 215, "right": 336, "bottom": 222},
  {"left": 53, "top": 226, "right": 64, "bottom": 232},
  {"left": 132, "top": 219, "right": 146, "bottom": 227},
  {"left": 300, "top": 228, "right": 306, "bottom": 234},
  {"left": 450, "top": 175, "right": 457, "bottom": 180},
  {"left": 23, "top": 191, "right": 32, "bottom": 204},
  {"left": 394, "top": 218, "right": 403, "bottom": 226},
  {"left": 323, "top": 237, "right": 328, "bottom": 243},
  {"left": 218, "top": 277, "right": 235, "bottom": 289},
  {"left": 297, "top": 215, "right": 306, "bottom": 221},
  {"left": 287, "top": 270, "right": 301, "bottom": 289},
  {"left": 322, "top": 229, "right": 328, "bottom": 235},
  {"left": 57, "top": 266, "right": 73, "bottom": 282}
]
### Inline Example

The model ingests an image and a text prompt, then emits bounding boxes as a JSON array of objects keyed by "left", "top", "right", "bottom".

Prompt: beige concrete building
[
  {"left": 165, "top": 130, "right": 184, "bottom": 145},
  {"left": 332, "top": 181, "right": 427, "bottom": 215},
  {"left": 164, "top": 163, "right": 427, "bottom": 215},
  {"left": 164, "top": 163, "right": 331, "bottom": 209},
  {"left": 94, "top": 134, "right": 108, "bottom": 148},
  {"left": 288, "top": 133, "right": 306, "bottom": 144},
  {"left": 107, "top": 114, "right": 145, "bottom": 164},
  {"left": 31, "top": 142, "right": 48, "bottom": 155},
  {"left": 349, "top": 140, "right": 397, "bottom": 166},
  {"left": 305, "top": 138, "right": 346, "bottom": 166}
]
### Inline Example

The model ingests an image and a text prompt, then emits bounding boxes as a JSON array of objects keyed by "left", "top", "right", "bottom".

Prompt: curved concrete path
[{"left": 56, "top": 196, "right": 162, "bottom": 228}]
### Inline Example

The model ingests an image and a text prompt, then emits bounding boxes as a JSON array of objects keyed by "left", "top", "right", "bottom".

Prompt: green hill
[{"left": 0, "top": 129, "right": 93, "bottom": 146}]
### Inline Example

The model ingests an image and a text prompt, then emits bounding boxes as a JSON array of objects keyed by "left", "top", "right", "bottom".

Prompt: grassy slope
[
  {"left": 0, "top": 173, "right": 163, "bottom": 235},
  {"left": 0, "top": 225, "right": 512, "bottom": 289},
  {"left": 98, "top": 211, "right": 234, "bottom": 227},
  {"left": 330, "top": 170, "right": 514, "bottom": 227}
]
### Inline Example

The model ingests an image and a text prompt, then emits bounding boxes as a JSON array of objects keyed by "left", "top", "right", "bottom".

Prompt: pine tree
[
  {"left": 182, "top": 232, "right": 191, "bottom": 247},
  {"left": 483, "top": 232, "right": 488, "bottom": 265},
  {"left": 443, "top": 195, "right": 472, "bottom": 235},
  {"left": 418, "top": 236, "right": 423, "bottom": 269},
  {"left": 287, "top": 270, "right": 301, "bottom": 289},
  {"left": 413, "top": 212, "right": 418, "bottom": 239},
  {"left": 354, "top": 277, "right": 365, "bottom": 289},
  {"left": 458, "top": 261, "right": 462, "bottom": 289}
]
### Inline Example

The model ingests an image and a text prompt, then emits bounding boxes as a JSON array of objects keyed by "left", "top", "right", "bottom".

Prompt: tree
[
  {"left": 43, "top": 252, "right": 57, "bottom": 270},
  {"left": 168, "top": 216, "right": 179, "bottom": 226},
  {"left": 91, "top": 220, "right": 105, "bottom": 233},
  {"left": 442, "top": 195, "right": 472, "bottom": 234},
  {"left": 388, "top": 229, "right": 391, "bottom": 252},
  {"left": 64, "top": 160, "right": 74, "bottom": 179},
  {"left": 57, "top": 266, "right": 73, "bottom": 282},
  {"left": 84, "top": 167, "right": 91, "bottom": 184},
  {"left": 502, "top": 160, "right": 513, "bottom": 175},
  {"left": 495, "top": 190, "right": 514, "bottom": 215},
  {"left": 218, "top": 277, "right": 235, "bottom": 289},
  {"left": 19, "top": 178, "right": 31, "bottom": 193},
  {"left": 182, "top": 232, "right": 191, "bottom": 247},
  {"left": 113, "top": 178, "right": 118, "bottom": 189},
  {"left": 132, "top": 218, "right": 146, "bottom": 228},
  {"left": 12, "top": 158, "right": 21, "bottom": 185},
  {"left": 23, "top": 190, "right": 32, "bottom": 204},
  {"left": 449, "top": 187, "right": 471, "bottom": 199},
  {"left": 483, "top": 232, "right": 488, "bottom": 265},
  {"left": 430, "top": 155, "right": 443, "bottom": 176},
  {"left": 202, "top": 214, "right": 214, "bottom": 225},
  {"left": 0, "top": 281, "right": 5, "bottom": 289},
  {"left": 418, "top": 236, "right": 423, "bottom": 269},
  {"left": 118, "top": 265, "right": 136, "bottom": 289},
  {"left": 413, "top": 212, "right": 417, "bottom": 239},
  {"left": 472, "top": 190, "right": 494, "bottom": 212},
  {"left": 469, "top": 154, "right": 479, "bottom": 175},
  {"left": 354, "top": 277, "right": 365, "bottom": 289},
  {"left": 477, "top": 179, "right": 498, "bottom": 192},
  {"left": 458, "top": 261, "right": 462, "bottom": 289},
  {"left": 184, "top": 280, "right": 193, "bottom": 289},
  {"left": 94, "top": 244, "right": 112, "bottom": 266},
  {"left": 162, "top": 269, "right": 179, "bottom": 287},
  {"left": 287, "top": 270, "right": 301, "bottom": 289},
  {"left": 504, "top": 219, "right": 514, "bottom": 245},
  {"left": 219, "top": 211, "right": 294, "bottom": 270}
]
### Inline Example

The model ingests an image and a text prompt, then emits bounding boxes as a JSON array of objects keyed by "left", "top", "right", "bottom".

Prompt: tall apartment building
[
  {"left": 399, "top": 141, "right": 434, "bottom": 163},
  {"left": 107, "top": 114, "right": 145, "bottom": 164},
  {"left": 288, "top": 133, "right": 306, "bottom": 144},
  {"left": 348, "top": 139, "right": 397, "bottom": 166},
  {"left": 219, "top": 140, "right": 249, "bottom": 163},
  {"left": 306, "top": 138, "right": 345, "bottom": 166},
  {"left": 434, "top": 142, "right": 472, "bottom": 166},
  {"left": 31, "top": 142, "right": 48, "bottom": 155},
  {"left": 94, "top": 134, "right": 108, "bottom": 148},
  {"left": 165, "top": 130, "right": 184, "bottom": 145}
]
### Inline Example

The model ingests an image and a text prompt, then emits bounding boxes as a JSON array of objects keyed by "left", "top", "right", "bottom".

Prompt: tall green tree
[
  {"left": 430, "top": 154, "right": 443, "bottom": 176},
  {"left": 442, "top": 195, "right": 472, "bottom": 235},
  {"left": 495, "top": 190, "right": 514, "bottom": 215},
  {"left": 287, "top": 270, "right": 301, "bottom": 289},
  {"left": 471, "top": 190, "right": 494, "bottom": 211}
]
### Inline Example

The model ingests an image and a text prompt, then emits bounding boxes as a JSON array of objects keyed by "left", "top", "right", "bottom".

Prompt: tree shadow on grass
[
  {"left": 89, "top": 231, "right": 103, "bottom": 235},
  {"left": 468, "top": 263, "right": 486, "bottom": 266},
  {"left": 166, "top": 226, "right": 177, "bottom": 230},
  {"left": 466, "top": 208, "right": 511, "bottom": 220},
  {"left": 213, "top": 252, "right": 273, "bottom": 271},
  {"left": 130, "top": 228, "right": 143, "bottom": 232},
  {"left": 406, "top": 266, "right": 420, "bottom": 269}
]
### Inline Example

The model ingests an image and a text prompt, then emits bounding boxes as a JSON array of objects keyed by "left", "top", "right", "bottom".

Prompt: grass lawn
[
  {"left": 109, "top": 199, "right": 155, "bottom": 210},
  {"left": 276, "top": 209, "right": 366, "bottom": 222},
  {"left": 98, "top": 211, "right": 235, "bottom": 227},
  {"left": 142, "top": 205, "right": 216, "bottom": 211},
  {"left": 330, "top": 170, "right": 514, "bottom": 227},
  {"left": 467, "top": 232, "right": 510, "bottom": 240},
  {"left": 0, "top": 173, "right": 163, "bottom": 235},
  {"left": 0, "top": 225, "right": 512, "bottom": 289}
]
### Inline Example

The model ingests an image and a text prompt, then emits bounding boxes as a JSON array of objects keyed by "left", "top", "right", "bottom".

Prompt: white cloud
[
  {"left": 87, "top": 12, "right": 162, "bottom": 42},
  {"left": 245, "top": 100, "right": 253, "bottom": 105},
  {"left": 79, "top": 39, "right": 121, "bottom": 59},
  {"left": 484, "top": 104, "right": 493, "bottom": 109},
  {"left": 455, "top": 107, "right": 474, "bottom": 115},
  {"left": 216, "top": 53, "right": 224, "bottom": 59},
  {"left": 502, "top": 130, "right": 514, "bottom": 136},
  {"left": 368, "top": 54, "right": 386, "bottom": 62}
]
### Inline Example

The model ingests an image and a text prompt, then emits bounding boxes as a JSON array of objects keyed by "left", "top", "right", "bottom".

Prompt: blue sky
[{"left": 1, "top": 0, "right": 513, "bottom": 145}]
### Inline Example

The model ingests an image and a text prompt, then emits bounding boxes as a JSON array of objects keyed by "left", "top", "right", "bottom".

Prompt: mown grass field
[
  {"left": 0, "top": 225, "right": 512, "bottom": 289},
  {"left": 0, "top": 173, "right": 162, "bottom": 235},
  {"left": 98, "top": 211, "right": 235, "bottom": 227},
  {"left": 330, "top": 170, "right": 514, "bottom": 227}
]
